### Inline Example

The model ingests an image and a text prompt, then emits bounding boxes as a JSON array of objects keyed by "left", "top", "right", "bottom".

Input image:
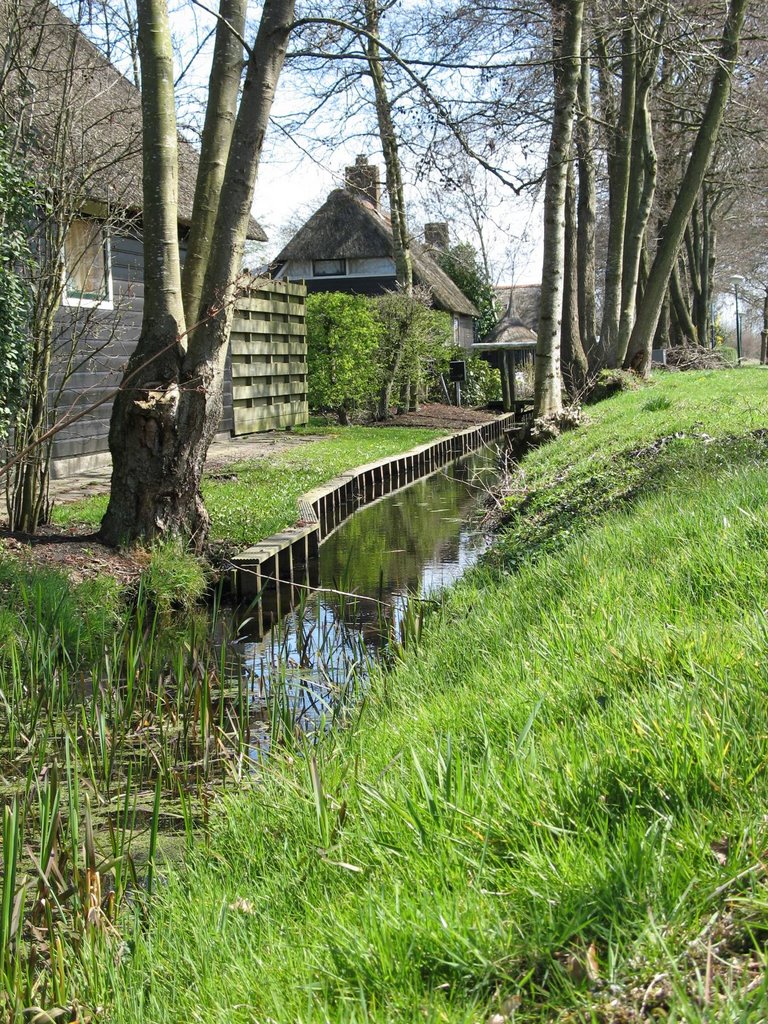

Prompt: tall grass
[
  {"left": 69, "top": 371, "right": 768, "bottom": 1023},
  {"left": 0, "top": 570, "right": 384, "bottom": 1018}
]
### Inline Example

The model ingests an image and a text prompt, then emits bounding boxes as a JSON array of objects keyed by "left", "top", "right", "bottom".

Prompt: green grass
[
  {"left": 52, "top": 426, "right": 446, "bottom": 546},
  {"left": 493, "top": 367, "right": 768, "bottom": 569},
  {"left": 0, "top": 555, "right": 123, "bottom": 661},
  {"left": 72, "top": 369, "right": 768, "bottom": 1022}
]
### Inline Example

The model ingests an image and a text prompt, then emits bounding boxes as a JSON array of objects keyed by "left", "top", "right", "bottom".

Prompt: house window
[
  {"left": 63, "top": 219, "right": 112, "bottom": 306},
  {"left": 313, "top": 259, "right": 346, "bottom": 277}
]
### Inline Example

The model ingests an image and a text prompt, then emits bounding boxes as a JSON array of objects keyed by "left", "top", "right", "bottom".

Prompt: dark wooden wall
[
  {"left": 49, "top": 232, "right": 144, "bottom": 471},
  {"left": 48, "top": 237, "right": 307, "bottom": 477}
]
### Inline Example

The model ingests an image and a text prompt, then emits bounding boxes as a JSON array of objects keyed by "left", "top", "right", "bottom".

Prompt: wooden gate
[{"left": 229, "top": 279, "right": 308, "bottom": 434}]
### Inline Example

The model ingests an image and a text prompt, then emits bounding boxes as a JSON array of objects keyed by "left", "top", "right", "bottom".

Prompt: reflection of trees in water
[
  {"left": 226, "top": 451, "right": 500, "bottom": 737},
  {"left": 318, "top": 451, "right": 498, "bottom": 633}
]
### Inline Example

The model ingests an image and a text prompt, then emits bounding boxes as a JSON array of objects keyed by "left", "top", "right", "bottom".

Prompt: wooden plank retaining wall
[{"left": 229, "top": 413, "right": 515, "bottom": 631}]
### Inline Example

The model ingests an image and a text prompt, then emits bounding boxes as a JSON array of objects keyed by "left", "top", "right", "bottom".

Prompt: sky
[{"left": 66, "top": 0, "right": 545, "bottom": 285}]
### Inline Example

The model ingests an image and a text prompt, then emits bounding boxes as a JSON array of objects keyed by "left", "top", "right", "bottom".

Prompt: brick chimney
[
  {"left": 424, "top": 222, "right": 450, "bottom": 250},
  {"left": 345, "top": 155, "right": 381, "bottom": 208}
]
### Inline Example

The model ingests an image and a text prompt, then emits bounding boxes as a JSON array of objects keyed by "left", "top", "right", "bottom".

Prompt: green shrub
[
  {"left": 139, "top": 542, "right": 209, "bottom": 613},
  {"left": 425, "top": 349, "right": 501, "bottom": 406},
  {"left": 374, "top": 288, "right": 453, "bottom": 413},
  {"left": 462, "top": 355, "right": 502, "bottom": 405},
  {"left": 718, "top": 345, "right": 738, "bottom": 365},
  {"left": 306, "top": 292, "right": 383, "bottom": 422}
]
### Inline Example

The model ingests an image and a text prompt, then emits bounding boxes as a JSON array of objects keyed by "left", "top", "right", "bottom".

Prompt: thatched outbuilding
[
  {"left": 273, "top": 159, "right": 479, "bottom": 348},
  {"left": 474, "top": 309, "right": 537, "bottom": 413}
]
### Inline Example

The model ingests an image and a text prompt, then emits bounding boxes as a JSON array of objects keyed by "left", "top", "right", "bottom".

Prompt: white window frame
[{"left": 61, "top": 218, "right": 114, "bottom": 310}]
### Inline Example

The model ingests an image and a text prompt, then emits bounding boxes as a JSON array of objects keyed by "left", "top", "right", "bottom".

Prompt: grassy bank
[
  {"left": 73, "top": 369, "right": 768, "bottom": 1022},
  {"left": 53, "top": 425, "right": 446, "bottom": 545}
]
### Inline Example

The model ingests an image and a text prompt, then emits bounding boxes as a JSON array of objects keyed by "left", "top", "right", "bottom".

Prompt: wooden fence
[{"left": 229, "top": 279, "right": 308, "bottom": 435}]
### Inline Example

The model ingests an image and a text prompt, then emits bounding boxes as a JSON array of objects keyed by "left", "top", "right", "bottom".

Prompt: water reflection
[{"left": 228, "top": 447, "right": 501, "bottom": 747}]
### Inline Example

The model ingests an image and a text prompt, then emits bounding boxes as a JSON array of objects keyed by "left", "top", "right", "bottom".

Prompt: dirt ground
[{"left": 1, "top": 404, "right": 500, "bottom": 584}]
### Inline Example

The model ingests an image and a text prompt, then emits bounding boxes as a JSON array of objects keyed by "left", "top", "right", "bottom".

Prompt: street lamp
[{"left": 730, "top": 274, "right": 745, "bottom": 363}]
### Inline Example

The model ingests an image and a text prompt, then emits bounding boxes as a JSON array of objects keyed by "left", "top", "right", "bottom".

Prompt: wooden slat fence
[{"left": 229, "top": 279, "right": 309, "bottom": 434}]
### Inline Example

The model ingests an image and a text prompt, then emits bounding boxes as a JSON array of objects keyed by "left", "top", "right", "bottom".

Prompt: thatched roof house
[
  {"left": 476, "top": 313, "right": 537, "bottom": 350},
  {"left": 493, "top": 284, "right": 541, "bottom": 333},
  {"left": 273, "top": 158, "right": 479, "bottom": 348}
]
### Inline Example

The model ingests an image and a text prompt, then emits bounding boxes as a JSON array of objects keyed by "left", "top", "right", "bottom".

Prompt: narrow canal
[{"left": 230, "top": 444, "right": 502, "bottom": 749}]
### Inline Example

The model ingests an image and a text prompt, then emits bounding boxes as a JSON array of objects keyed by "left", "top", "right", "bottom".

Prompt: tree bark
[
  {"left": 670, "top": 259, "right": 698, "bottom": 346},
  {"left": 616, "top": 65, "right": 658, "bottom": 365},
  {"left": 625, "top": 0, "right": 750, "bottom": 374},
  {"left": 575, "top": 32, "right": 597, "bottom": 372},
  {"left": 761, "top": 288, "right": 768, "bottom": 364},
  {"left": 181, "top": 0, "right": 247, "bottom": 329},
  {"left": 598, "top": 16, "right": 636, "bottom": 367},
  {"left": 561, "top": 159, "right": 588, "bottom": 397},
  {"left": 534, "top": 0, "right": 583, "bottom": 417},
  {"left": 101, "top": 0, "right": 295, "bottom": 547}
]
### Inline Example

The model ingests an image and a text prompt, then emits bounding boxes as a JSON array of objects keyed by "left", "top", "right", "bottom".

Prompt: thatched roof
[
  {"left": 1, "top": 0, "right": 266, "bottom": 240},
  {"left": 275, "top": 188, "right": 479, "bottom": 318},
  {"left": 494, "top": 284, "right": 541, "bottom": 332},
  {"left": 475, "top": 311, "right": 537, "bottom": 350}
]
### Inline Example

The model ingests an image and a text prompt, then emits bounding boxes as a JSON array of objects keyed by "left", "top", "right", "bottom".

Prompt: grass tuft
[{"left": 139, "top": 541, "right": 209, "bottom": 613}]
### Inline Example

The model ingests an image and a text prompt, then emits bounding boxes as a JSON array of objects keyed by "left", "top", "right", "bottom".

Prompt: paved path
[{"left": 49, "top": 432, "right": 325, "bottom": 505}]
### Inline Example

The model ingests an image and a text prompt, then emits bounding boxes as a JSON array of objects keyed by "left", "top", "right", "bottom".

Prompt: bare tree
[{"left": 625, "top": 0, "right": 751, "bottom": 373}]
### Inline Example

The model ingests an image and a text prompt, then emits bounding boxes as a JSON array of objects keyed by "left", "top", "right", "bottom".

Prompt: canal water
[{"left": 229, "top": 445, "right": 502, "bottom": 749}]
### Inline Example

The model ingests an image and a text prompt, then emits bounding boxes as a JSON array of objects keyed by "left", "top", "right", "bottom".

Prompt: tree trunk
[
  {"left": 598, "top": 17, "right": 636, "bottom": 367},
  {"left": 561, "top": 159, "right": 588, "bottom": 398},
  {"left": 100, "top": 0, "right": 295, "bottom": 548},
  {"left": 534, "top": 0, "right": 583, "bottom": 417},
  {"left": 625, "top": 0, "right": 750, "bottom": 374},
  {"left": 575, "top": 32, "right": 597, "bottom": 372},
  {"left": 669, "top": 260, "right": 699, "bottom": 346},
  {"left": 616, "top": 76, "right": 658, "bottom": 365},
  {"left": 761, "top": 288, "right": 768, "bottom": 364},
  {"left": 181, "top": 0, "right": 247, "bottom": 329}
]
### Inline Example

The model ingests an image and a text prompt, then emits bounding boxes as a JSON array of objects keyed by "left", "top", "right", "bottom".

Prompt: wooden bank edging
[{"left": 228, "top": 413, "right": 515, "bottom": 603}]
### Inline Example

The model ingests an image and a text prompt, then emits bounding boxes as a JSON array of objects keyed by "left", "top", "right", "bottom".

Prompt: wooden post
[{"left": 500, "top": 353, "right": 512, "bottom": 412}]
